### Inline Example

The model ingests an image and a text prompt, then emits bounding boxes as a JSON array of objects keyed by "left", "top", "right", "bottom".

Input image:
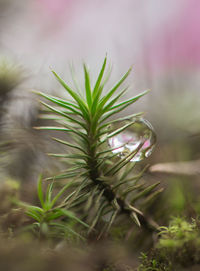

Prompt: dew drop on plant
[{"left": 107, "top": 118, "right": 156, "bottom": 162}]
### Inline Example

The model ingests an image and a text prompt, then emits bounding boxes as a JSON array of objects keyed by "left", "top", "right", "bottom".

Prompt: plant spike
[
  {"left": 36, "top": 57, "right": 159, "bottom": 235},
  {"left": 83, "top": 64, "right": 92, "bottom": 109}
]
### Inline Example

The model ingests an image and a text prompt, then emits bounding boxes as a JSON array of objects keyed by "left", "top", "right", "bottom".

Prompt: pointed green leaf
[
  {"left": 26, "top": 211, "right": 41, "bottom": 222},
  {"left": 97, "top": 68, "right": 131, "bottom": 110},
  {"left": 88, "top": 202, "right": 107, "bottom": 233},
  {"left": 104, "top": 142, "right": 145, "bottom": 176},
  {"left": 109, "top": 90, "right": 150, "bottom": 111},
  {"left": 84, "top": 64, "right": 92, "bottom": 108},
  {"left": 46, "top": 210, "right": 63, "bottom": 221},
  {"left": 47, "top": 153, "right": 88, "bottom": 159},
  {"left": 122, "top": 183, "right": 144, "bottom": 197},
  {"left": 142, "top": 188, "right": 164, "bottom": 207},
  {"left": 34, "top": 126, "right": 70, "bottom": 132},
  {"left": 99, "top": 119, "right": 137, "bottom": 145},
  {"left": 99, "top": 112, "right": 143, "bottom": 131},
  {"left": 52, "top": 137, "right": 87, "bottom": 154},
  {"left": 40, "top": 101, "right": 86, "bottom": 129},
  {"left": 130, "top": 212, "right": 141, "bottom": 227},
  {"left": 27, "top": 206, "right": 43, "bottom": 214},
  {"left": 105, "top": 209, "right": 118, "bottom": 233},
  {"left": 93, "top": 56, "right": 107, "bottom": 98},
  {"left": 60, "top": 209, "right": 89, "bottom": 228},
  {"left": 35, "top": 91, "right": 82, "bottom": 115},
  {"left": 118, "top": 162, "right": 136, "bottom": 181},
  {"left": 52, "top": 70, "right": 90, "bottom": 120},
  {"left": 131, "top": 182, "right": 160, "bottom": 204},
  {"left": 51, "top": 181, "right": 74, "bottom": 207},
  {"left": 101, "top": 87, "right": 128, "bottom": 114},
  {"left": 127, "top": 204, "right": 143, "bottom": 215},
  {"left": 45, "top": 182, "right": 54, "bottom": 209},
  {"left": 114, "top": 165, "right": 148, "bottom": 190},
  {"left": 49, "top": 222, "right": 85, "bottom": 240},
  {"left": 91, "top": 57, "right": 107, "bottom": 114},
  {"left": 113, "top": 176, "right": 138, "bottom": 191},
  {"left": 37, "top": 175, "right": 45, "bottom": 208},
  {"left": 84, "top": 186, "right": 99, "bottom": 211},
  {"left": 100, "top": 90, "right": 149, "bottom": 123},
  {"left": 64, "top": 177, "right": 89, "bottom": 208}
]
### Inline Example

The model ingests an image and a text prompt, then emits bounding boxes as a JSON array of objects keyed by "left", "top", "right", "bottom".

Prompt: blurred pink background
[
  {"left": 1, "top": 0, "right": 200, "bottom": 137},
  {"left": 2, "top": 1, "right": 199, "bottom": 70}
]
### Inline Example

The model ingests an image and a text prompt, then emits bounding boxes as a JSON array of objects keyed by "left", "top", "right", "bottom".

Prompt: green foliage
[
  {"left": 138, "top": 217, "right": 200, "bottom": 270},
  {"left": 138, "top": 252, "right": 168, "bottom": 271},
  {"left": 0, "top": 57, "right": 22, "bottom": 96},
  {"left": 35, "top": 57, "right": 159, "bottom": 236},
  {"left": 18, "top": 175, "right": 88, "bottom": 240}
]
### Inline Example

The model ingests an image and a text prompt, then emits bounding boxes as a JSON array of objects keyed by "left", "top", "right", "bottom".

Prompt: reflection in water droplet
[{"left": 107, "top": 118, "right": 156, "bottom": 162}]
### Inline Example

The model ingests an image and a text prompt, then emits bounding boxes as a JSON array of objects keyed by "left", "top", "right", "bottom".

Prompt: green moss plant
[
  {"left": 138, "top": 217, "right": 200, "bottom": 270},
  {"left": 33, "top": 57, "right": 160, "bottom": 237}
]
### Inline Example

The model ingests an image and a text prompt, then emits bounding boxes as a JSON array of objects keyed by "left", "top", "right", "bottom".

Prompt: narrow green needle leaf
[
  {"left": 99, "top": 119, "right": 137, "bottom": 145},
  {"left": 45, "top": 210, "right": 63, "bottom": 221},
  {"left": 50, "top": 181, "right": 73, "bottom": 207},
  {"left": 84, "top": 186, "right": 99, "bottom": 212},
  {"left": 60, "top": 209, "right": 89, "bottom": 228},
  {"left": 103, "top": 209, "right": 118, "bottom": 235},
  {"left": 114, "top": 165, "right": 148, "bottom": 190},
  {"left": 49, "top": 222, "right": 85, "bottom": 240},
  {"left": 104, "top": 142, "right": 145, "bottom": 176},
  {"left": 102, "top": 87, "right": 128, "bottom": 113},
  {"left": 131, "top": 182, "right": 160, "bottom": 204},
  {"left": 52, "top": 70, "right": 90, "bottom": 120},
  {"left": 34, "top": 91, "right": 82, "bottom": 115},
  {"left": 91, "top": 85, "right": 103, "bottom": 115},
  {"left": 45, "top": 182, "right": 54, "bottom": 207},
  {"left": 93, "top": 189, "right": 105, "bottom": 213},
  {"left": 37, "top": 175, "right": 44, "bottom": 208},
  {"left": 52, "top": 137, "right": 87, "bottom": 154},
  {"left": 142, "top": 188, "right": 164, "bottom": 207},
  {"left": 33, "top": 90, "right": 79, "bottom": 109},
  {"left": 26, "top": 211, "right": 41, "bottom": 222},
  {"left": 84, "top": 64, "right": 92, "bottom": 108},
  {"left": 122, "top": 183, "right": 144, "bottom": 197},
  {"left": 38, "top": 114, "right": 63, "bottom": 121},
  {"left": 40, "top": 101, "right": 86, "bottom": 129},
  {"left": 100, "top": 90, "right": 149, "bottom": 123},
  {"left": 109, "top": 90, "right": 150, "bottom": 111},
  {"left": 48, "top": 153, "right": 89, "bottom": 160},
  {"left": 35, "top": 126, "right": 70, "bottom": 132},
  {"left": 36, "top": 125, "right": 88, "bottom": 142},
  {"left": 93, "top": 56, "right": 107, "bottom": 98},
  {"left": 98, "top": 68, "right": 132, "bottom": 109},
  {"left": 64, "top": 177, "right": 88, "bottom": 208},
  {"left": 130, "top": 212, "right": 141, "bottom": 227},
  {"left": 99, "top": 112, "right": 143, "bottom": 130},
  {"left": 113, "top": 176, "right": 138, "bottom": 191},
  {"left": 24, "top": 205, "right": 43, "bottom": 214},
  {"left": 88, "top": 202, "right": 107, "bottom": 233},
  {"left": 69, "top": 192, "right": 90, "bottom": 208},
  {"left": 118, "top": 162, "right": 136, "bottom": 181},
  {"left": 97, "top": 142, "right": 129, "bottom": 157}
]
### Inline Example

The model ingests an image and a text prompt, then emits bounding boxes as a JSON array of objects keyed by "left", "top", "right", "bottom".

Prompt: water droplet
[{"left": 107, "top": 118, "right": 156, "bottom": 162}]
